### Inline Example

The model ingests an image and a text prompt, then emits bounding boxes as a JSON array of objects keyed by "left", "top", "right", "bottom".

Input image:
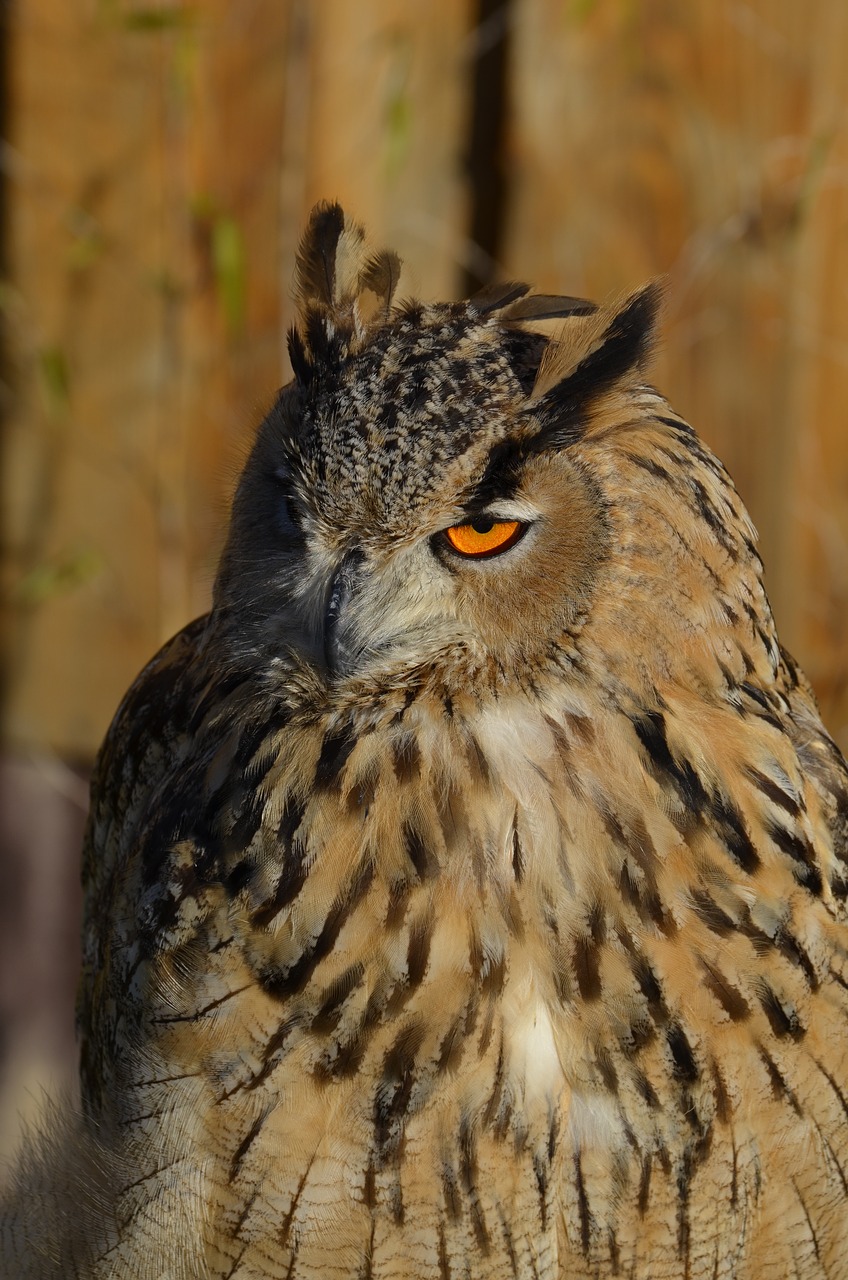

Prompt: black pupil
[{"left": 470, "top": 516, "right": 496, "bottom": 535}]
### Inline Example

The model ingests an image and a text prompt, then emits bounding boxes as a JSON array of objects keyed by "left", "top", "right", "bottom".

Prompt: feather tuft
[
  {"left": 469, "top": 280, "right": 532, "bottom": 315},
  {"left": 500, "top": 292, "right": 597, "bottom": 324},
  {"left": 531, "top": 280, "right": 664, "bottom": 406},
  {"left": 358, "top": 250, "right": 403, "bottom": 325},
  {"left": 290, "top": 204, "right": 406, "bottom": 380},
  {"left": 293, "top": 201, "right": 348, "bottom": 309}
]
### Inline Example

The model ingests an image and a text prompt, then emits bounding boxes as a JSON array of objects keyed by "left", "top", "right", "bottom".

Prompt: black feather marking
[
  {"left": 637, "top": 1155, "right": 652, "bottom": 1215},
  {"left": 744, "top": 765, "right": 801, "bottom": 817},
  {"left": 631, "top": 710, "right": 709, "bottom": 815},
  {"left": 279, "top": 1152, "right": 317, "bottom": 1247},
  {"left": 573, "top": 931, "right": 602, "bottom": 1001},
  {"left": 392, "top": 732, "right": 421, "bottom": 783},
  {"left": 711, "top": 1061, "right": 731, "bottom": 1124},
  {"left": 406, "top": 918, "right": 432, "bottom": 988},
  {"left": 676, "top": 1149, "right": 693, "bottom": 1267},
  {"left": 501, "top": 292, "right": 597, "bottom": 322},
  {"left": 441, "top": 1161, "right": 462, "bottom": 1221},
  {"left": 304, "top": 305, "right": 345, "bottom": 368},
  {"left": 294, "top": 201, "right": 345, "bottom": 307},
  {"left": 314, "top": 724, "right": 357, "bottom": 790},
  {"left": 534, "top": 281, "right": 663, "bottom": 436},
  {"left": 459, "top": 1117, "right": 491, "bottom": 1252},
  {"left": 311, "top": 962, "right": 366, "bottom": 1034},
  {"left": 225, "top": 859, "right": 252, "bottom": 896},
  {"left": 385, "top": 877, "right": 414, "bottom": 931},
  {"left": 708, "top": 792, "right": 761, "bottom": 874},
  {"left": 436, "top": 1010, "right": 468, "bottom": 1075},
  {"left": 758, "top": 1044, "right": 803, "bottom": 1114},
  {"left": 375, "top": 1021, "right": 426, "bottom": 1152},
  {"left": 532, "top": 1153, "right": 549, "bottom": 1233},
  {"left": 260, "top": 860, "right": 374, "bottom": 999},
  {"left": 512, "top": 826, "right": 525, "bottom": 882},
  {"left": 666, "top": 1023, "right": 699, "bottom": 1082},
  {"left": 792, "top": 1178, "right": 822, "bottom": 1262},
  {"left": 437, "top": 1222, "right": 451, "bottom": 1280},
  {"left": 758, "top": 982, "right": 805, "bottom": 1040},
  {"left": 228, "top": 1112, "right": 266, "bottom": 1184},
  {"left": 468, "top": 279, "right": 531, "bottom": 314},
  {"left": 632, "top": 955, "right": 669, "bottom": 1022},
  {"left": 250, "top": 794, "right": 307, "bottom": 926},
  {"left": 767, "top": 820, "right": 816, "bottom": 868},
  {"left": 634, "top": 1069, "right": 660, "bottom": 1109},
  {"left": 574, "top": 1150, "right": 592, "bottom": 1253},
  {"left": 220, "top": 1015, "right": 301, "bottom": 1098},
  {"left": 699, "top": 959, "right": 751, "bottom": 1021},
  {"left": 812, "top": 1056, "right": 848, "bottom": 1126},
  {"left": 499, "top": 1215, "right": 519, "bottom": 1275},
  {"left": 462, "top": 434, "right": 530, "bottom": 509},
  {"left": 596, "top": 1048, "right": 618, "bottom": 1091},
  {"left": 776, "top": 930, "right": 819, "bottom": 989},
  {"left": 690, "top": 890, "right": 735, "bottom": 936},
  {"left": 220, "top": 788, "right": 265, "bottom": 859},
  {"left": 287, "top": 325, "right": 312, "bottom": 385},
  {"left": 404, "top": 823, "right": 434, "bottom": 879}
]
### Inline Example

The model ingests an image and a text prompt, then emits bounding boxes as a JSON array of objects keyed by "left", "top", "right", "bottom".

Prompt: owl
[{"left": 4, "top": 202, "right": 848, "bottom": 1280}]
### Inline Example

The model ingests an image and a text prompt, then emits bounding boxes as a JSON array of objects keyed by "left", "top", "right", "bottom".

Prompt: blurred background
[{"left": 0, "top": 0, "right": 846, "bottom": 1162}]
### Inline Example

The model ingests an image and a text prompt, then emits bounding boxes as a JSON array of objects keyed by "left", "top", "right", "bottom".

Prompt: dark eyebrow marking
[{"left": 462, "top": 436, "right": 531, "bottom": 512}]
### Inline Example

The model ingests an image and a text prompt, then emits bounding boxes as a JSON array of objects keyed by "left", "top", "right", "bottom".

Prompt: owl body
[{"left": 5, "top": 204, "right": 848, "bottom": 1279}]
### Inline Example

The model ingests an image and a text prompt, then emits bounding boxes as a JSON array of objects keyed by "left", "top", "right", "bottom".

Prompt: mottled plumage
[{"left": 5, "top": 202, "right": 848, "bottom": 1278}]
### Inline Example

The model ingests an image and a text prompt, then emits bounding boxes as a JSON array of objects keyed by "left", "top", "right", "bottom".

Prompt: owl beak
[{"left": 324, "top": 548, "right": 366, "bottom": 676}]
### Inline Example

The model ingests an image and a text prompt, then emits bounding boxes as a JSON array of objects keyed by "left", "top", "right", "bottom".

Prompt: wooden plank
[
  {"left": 784, "top": 1, "right": 848, "bottom": 742},
  {"left": 2, "top": 2, "right": 291, "bottom": 757},
  {"left": 2, "top": 3, "right": 168, "bottom": 756},
  {"left": 504, "top": 0, "right": 848, "bottom": 748},
  {"left": 278, "top": 0, "right": 476, "bottom": 346},
  {"left": 2, "top": 0, "right": 475, "bottom": 759}
]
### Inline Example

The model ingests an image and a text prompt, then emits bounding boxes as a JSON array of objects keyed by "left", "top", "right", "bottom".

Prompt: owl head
[{"left": 216, "top": 203, "right": 769, "bottom": 707}]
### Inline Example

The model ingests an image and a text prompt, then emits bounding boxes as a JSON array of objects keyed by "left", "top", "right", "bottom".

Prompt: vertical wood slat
[
  {"left": 1, "top": 0, "right": 476, "bottom": 759},
  {"left": 278, "top": 0, "right": 476, "bottom": 350},
  {"left": 2, "top": 2, "right": 304, "bottom": 757},
  {"left": 1, "top": 0, "right": 845, "bottom": 758},
  {"left": 3, "top": 4, "right": 169, "bottom": 756},
  {"left": 504, "top": 0, "right": 848, "bottom": 748},
  {"left": 787, "top": 0, "right": 848, "bottom": 742}
]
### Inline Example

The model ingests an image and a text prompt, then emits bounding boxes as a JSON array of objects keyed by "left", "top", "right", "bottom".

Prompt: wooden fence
[{"left": 2, "top": 0, "right": 847, "bottom": 757}]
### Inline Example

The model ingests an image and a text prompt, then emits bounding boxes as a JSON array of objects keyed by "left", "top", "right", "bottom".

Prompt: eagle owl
[{"left": 4, "top": 202, "right": 848, "bottom": 1279}]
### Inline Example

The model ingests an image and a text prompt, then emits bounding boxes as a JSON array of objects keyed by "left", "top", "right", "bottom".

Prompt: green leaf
[
  {"left": 38, "top": 347, "right": 70, "bottom": 417},
  {"left": 212, "top": 213, "right": 246, "bottom": 339},
  {"left": 16, "top": 549, "right": 103, "bottom": 606},
  {"left": 123, "top": 7, "right": 193, "bottom": 32}
]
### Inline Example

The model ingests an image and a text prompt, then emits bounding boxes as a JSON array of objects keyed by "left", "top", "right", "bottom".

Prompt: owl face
[
  {"left": 219, "top": 300, "right": 610, "bottom": 690},
  {"left": 215, "top": 203, "right": 764, "bottom": 707}
]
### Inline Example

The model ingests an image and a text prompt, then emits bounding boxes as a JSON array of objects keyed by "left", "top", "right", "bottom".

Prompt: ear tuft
[
  {"left": 290, "top": 203, "right": 406, "bottom": 381},
  {"left": 468, "top": 280, "right": 532, "bottom": 315},
  {"left": 293, "top": 201, "right": 349, "bottom": 309},
  {"left": 531, "top": 279, "right": 665, "bottom": 414},
  {"left": 357, "top": 249, "right": 403, "bottom": 325},
  {"left": 500, "top": 292, "right": 598, "bottom": 324}
]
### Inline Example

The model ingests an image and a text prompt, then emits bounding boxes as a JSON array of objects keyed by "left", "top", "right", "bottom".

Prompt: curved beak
[{"left": 323, "top": 548, "right": 366, "bottom": 676}]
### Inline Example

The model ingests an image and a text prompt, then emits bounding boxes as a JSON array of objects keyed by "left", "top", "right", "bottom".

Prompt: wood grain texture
[
  {"left": 1, "top": 0, "right": 846, "bottom": 759},
  {"left": 504, "top": 0, "right": 848, "bottom": 747}
]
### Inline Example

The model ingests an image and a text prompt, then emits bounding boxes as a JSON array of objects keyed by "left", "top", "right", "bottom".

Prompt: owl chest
[
  {"left": 209, "top": 985, "right": 566, "bottom": 1279},
  {"left": 131, "top": 868, "right": 573, "bottom": 1278}
]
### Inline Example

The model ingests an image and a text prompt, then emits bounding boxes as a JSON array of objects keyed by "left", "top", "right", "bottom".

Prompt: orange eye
[{"left": 444, "top": 517, "right": 525, "bottom": 558}]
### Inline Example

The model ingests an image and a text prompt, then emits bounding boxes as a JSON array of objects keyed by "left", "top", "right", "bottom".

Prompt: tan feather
[{"left": 531, "top": 280, "right": 664, "bottom": 401}]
